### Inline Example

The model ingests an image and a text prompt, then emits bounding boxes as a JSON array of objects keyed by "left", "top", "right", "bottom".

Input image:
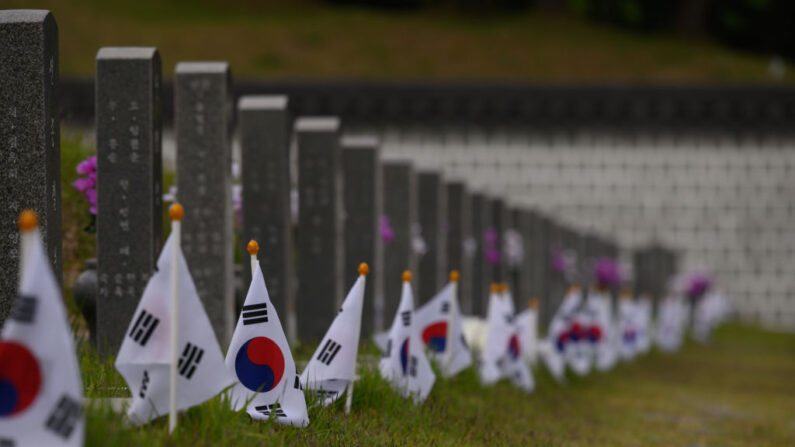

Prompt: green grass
[
  {"left": 80, "top": 324, "right": 795, "bottom": 446},
  {"left": 5, "top": 0, "right": 794, "bottom": 83}
]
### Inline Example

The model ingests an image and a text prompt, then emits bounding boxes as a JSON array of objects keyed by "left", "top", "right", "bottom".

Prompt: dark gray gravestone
[
  {"left": 507, "top": 207, "right": 527, "bottom": 310},
  {"left": 296, "top": 117, "right": 344, "bottom": 341},
  {"left": 175, "top": 62, "right": 234, "bottom": 344},
  {"left": 417, "top": 171, "right": 447, "bottom": 303},
  {"left": 239, "top": 95, "right": 292, "bottom": 318},
  {"left": 527, "top": 212, "right": 548, "bottom": 326},
  {"left": 446, "top": 181, "right": 472, "bottom": 313},
  {"left": 470, "top": 193, "right": 492, "bottom": 316},
  {"left": 0, "top": 10, "right": 61, "bottom": 324},
  {"left": 95, "top": 47, "right": 162, "bottom": 355},
  {"left": 382, "top": 161, "right": 417, "bottom": 319},
  {"left": 341, "top": 136, "right": 383, "bottom": 336},
  {"left": 491, "top": 198, "right": 508, "bottom": 284},
  {"left": 542, "top": 218, "right": 564, "bottom": 328}
]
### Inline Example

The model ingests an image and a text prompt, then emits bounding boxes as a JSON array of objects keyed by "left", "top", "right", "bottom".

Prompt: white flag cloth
[
  {"left": 540, "top": 287, "right": 581, "bottom": 382},
  {"left": 635, "top": 296, "right": 653, "bottom": 354},
  {"left": 566, "top": 306, "right": 593, "bottom": 376},
  {"left": 116, "top": 234, "right": 233, "bottom": 425},
  {"left": 655, "top": 295, "right": 685, "bottom": 352},
  {"left": 0, "top": 228, "right": 84, "bottom": 446},
  {"left": 414, "top": 282, "right": 473, "bottom": 378},
  {"left": 514, "top": 307, "right": 538, "bottom": 365},
  {"left": 585, "top": 289, "right": 618, "bottom": 372},
  {"left": 225, "top": 263, "right": 308, "bottom": 426},
  {"left": 617, "top": 298, "right": 639, "bottom": 361},
  {"left": 301, "top": 274, "right": 366, "bottom": 405},
  {"left": 479, "top": 290, "right": 534, "bottom": 392},
  {"left": 379, "top": 281, "right": 435, "bottom": 403}
]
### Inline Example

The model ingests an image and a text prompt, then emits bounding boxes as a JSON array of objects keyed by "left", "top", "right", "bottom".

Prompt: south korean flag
[
  {"left": 585, "top": 287, "right": 617, "bottom": 372},
  {"left": 116, "top": 233, "right": 233, "bottom": 425},
  {"left": 0, "top": 213, "right": 84, "bottom": 446},
  {"left": 498, "top": 287, "right": 534, "bottom": 392},
  {"left": 379, "top": 273, "right": 435, "bottom": 403},
  {"left": 301, "top": 265, "right": 367, "bottom": 405},
  {"left": 479, "top": 285, "right": 533, "bottom": 392},
  {"left": 540, "top": 286, "right": 582, "bottom": 382},
  {"left": 225, "top": 263, "right": 308, "bottom": 426},
  {"left": 414, "top": 275, "right": 472, "bottom": 378}
]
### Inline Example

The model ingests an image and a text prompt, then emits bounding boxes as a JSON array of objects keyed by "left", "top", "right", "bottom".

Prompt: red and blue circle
[
  {"left": 0, "top": 342, "right": 42, "bottom": 417},
  {"left": 588, "top": 325, "right": 602, "bottom": 343},
  {"left": 399, "top": 338, "right": 410, "bottom": 376},
  {"left": 421, "top": 321, "right": 448, "bottom": 353},
  {"left": 235, "top": 337, "right": 284, "bottom": 392},
  {"left": 507, "top": 334, "right": 521, "bottom": 361}
]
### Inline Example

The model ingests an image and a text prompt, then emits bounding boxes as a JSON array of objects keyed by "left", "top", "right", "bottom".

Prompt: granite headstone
[
  {"left": 341, "top": 136, "right": 383, "bottom": 336},
  {"left": 382, "top": 161, "right": 417, "bottom": 319},
  {"left": 446, "top": 181, "right": 472, "bottom": 313},
  {"left": 417, "top": 171, "right": 447, "bottom": 303},
  {"left": 295, "top": 117, "right": 344, "bottom": 341},
  {"left": 0, "top": 10, "right": 61, "bottom": 324},
  {"left": 470, "top": 193, "right": 492, "bottom": 316},
  {"left": 175, "top": 62, "right": 235, "bottom": 344},
  {"left": 238, "top": 95, "right": 292, "bottom": 319},
  {"left": 95, "top": 47, "right": 162, "bottom": 354}
]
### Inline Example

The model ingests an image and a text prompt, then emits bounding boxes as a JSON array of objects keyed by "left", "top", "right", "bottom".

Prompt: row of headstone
[{"left": 0, "top": 9, "right": 679, "bottom": 350}]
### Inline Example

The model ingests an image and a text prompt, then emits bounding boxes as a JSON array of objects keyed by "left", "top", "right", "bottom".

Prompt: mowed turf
[
  {"left": 5, "top": 0, "right": 795, "bottom": 83},
  {"left": 80, "top": 324, "right": 795, "bottom": 446}
]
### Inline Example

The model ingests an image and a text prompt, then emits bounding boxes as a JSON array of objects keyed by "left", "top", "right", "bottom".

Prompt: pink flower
[
  {"left": 76, "top": 156, "right": 97, "bottom": 175},
  {"left": 72, "top": 177, "right": 94, "bottom": 192},
  {"left": 380, "top": 215, "right": 395, "bottom": 245}
]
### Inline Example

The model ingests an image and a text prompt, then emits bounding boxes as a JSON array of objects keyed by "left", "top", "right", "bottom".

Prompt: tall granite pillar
[
  {"left": 239, "top": 95, "right": 292, "bottom": 319},
  {"left": 471, "top": 193, "right": 493, "bottom": 316},
  {"left": 382, "top": 161, "right": 417, "bottom": 319},
  {"left": 296, "top": 117, "right": 344, "bottom": 341},
  {"left": 175, "top": 62, "right": 234, "bottom": 344},
  {"left": 508, "top": 207, "right": 528, "bottom": 310},
  {"left": 0, "top": 10, "right": 61, "bottom": 324},
  {"left": 341, "top": 136, "right": 383, "bottom": 336},
  {"left": 95, "top": 47, "right": 162, "bottom": 354},
  {"left": 446, "top": 181, "right": 472, "bottom": 313},
  {"left": 417, "top": 171, "right": 447, "bottom": 303},
  {"left": 491, "top": 198, "right": 509, "bottom": 284},
  {"left": 528, "top": 212, "right": 548, "bottom": 327},
  {"left": 543, "top": 218, "right": 565, "bottom": 328}
]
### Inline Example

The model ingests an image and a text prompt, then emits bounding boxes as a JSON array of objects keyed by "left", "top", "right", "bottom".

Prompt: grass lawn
[
  {"left": 4, "top": 0, "right": 794, "bottom": 83},
  {"left": 79, "top": 324, "right": 795, "bottom": 446}
]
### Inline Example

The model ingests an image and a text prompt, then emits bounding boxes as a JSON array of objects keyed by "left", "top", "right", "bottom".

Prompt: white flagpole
[
  {"left": 247, "top": 240, "right": 259, "bottom": 277},
  {"left": 444, "top": 270, "right": 459, "bottom": 375},
  {"left": 346, "top": 262, "right": 369, "bottom": 414},
  {"left": 168, "top": 203, "right": 184, "bottom": 434},
  {"left": 17, "top": 210, "right": 39, "bottom": 287}
]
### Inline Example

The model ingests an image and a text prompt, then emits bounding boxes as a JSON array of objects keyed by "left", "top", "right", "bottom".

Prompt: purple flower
[
  {"left": 76, "top": 156, "right": 97, "bottom": 175},
  {"left": 233, "top": 184, "right": 242, "bottom": 227},
  {"left": 551, "top": 251, "right": 568, "bottom": 273},
  {"left": 72, "top": 155, "right": 98, "bottom": 216},
  {"left": 380, "top": 215, "right": 395, "bottom": 245},
  {"left": 483, "top": 227, "right": 501, "bottom": 266},
  {"left": 686, "top": 272, "right": 712, "bottom": 300},
  {"left": 594, "top": 257, "right": 621, "bottom": 289},
  {"left": 72, "top": 177, "right": 94, "bottom": 193}
]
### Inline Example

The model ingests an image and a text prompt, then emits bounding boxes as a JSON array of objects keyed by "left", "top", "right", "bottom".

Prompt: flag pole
[
  {"left": 17, "top": 210, "right": 39, "bottom": 286},
  {"left": 445, "top": 271, "right": 459, "bottom": 376},
  {"left": 346, "top": 262, "right": 369, "bottom": 415},
  {"left": 247, "top": 240, "right": 259, "bottom": 277},
  {"left": 168, "top": 203, "right": 184, "bottom": 434}
]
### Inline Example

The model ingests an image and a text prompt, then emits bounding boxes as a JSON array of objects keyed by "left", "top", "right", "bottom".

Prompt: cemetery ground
[
  {"left": 59, "top": 138, "right": 795, "bottom": 446},
  {"left": 8, "top": 0, "right": 795, "bottom": 83}
]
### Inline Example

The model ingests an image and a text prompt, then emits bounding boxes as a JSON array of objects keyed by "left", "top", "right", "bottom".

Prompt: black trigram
[
  {"left": 401, "top": 310, "right": 411, "bottom": 327},
  {"left": 139, "top": 370, "right": 150, "bottom": 398},
  {"left": 440, "top": 301, "right": 450, "bottom": 314},
  {"left": 242, "top": 302, "right": 268, "bottom": 325},
  {"left": 294, "top": 375, "right": 302, "bottom": 390},
  {"left": 45, "top": 394, "right": 81, "bottom": 439},
  {"left": 178, "top": 343, "right": 204, "bottom": 379},
  {"left": 0, "top": 438, "right": 15, "bottom": 447},
  {"left": 316, "top": 339, "right": 342, "bottom": 366},
  {"left": 460, "top": 334, "right": 469, "bottom": 349},
  {"left": 316, "top": 389, "right": 338, "bottom": 399},
  {"left": 409, "top": 356, "right": 418, "bottom": 377},
  {"left": 383, "top": 339, "right": 392, "bottom": 358},
  {"left": 10, "top": 294, "right": 36, "bottom": 323},
  {"left": 504, "top": 314, "right": 514, "bottom": 324},
  {"left": 129, "top": 309, "right": 159, "bottom": 346},
  {"left": 255, "top": 403, "right": 286, "bottom": 418}
]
